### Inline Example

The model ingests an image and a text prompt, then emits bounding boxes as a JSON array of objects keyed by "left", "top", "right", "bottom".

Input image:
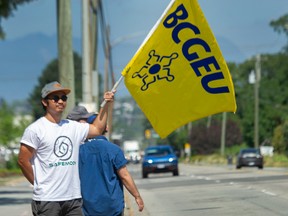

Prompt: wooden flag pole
[{"left": 100, "top": 75, "right": 124, "bottom": 107}]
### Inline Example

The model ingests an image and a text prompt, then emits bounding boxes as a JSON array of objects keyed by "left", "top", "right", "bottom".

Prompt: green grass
[
  {"left": 0, "top": 168, "right": 22, "bottom": 177},
  {"left": 181, "top": 153, "right": 288, "bottom": 167},
  {"left": 179, "top": 144, "right": 288, "bottom": 167},
  {"left": 0, "top": 168, "right": 23, "bottom": 186}
]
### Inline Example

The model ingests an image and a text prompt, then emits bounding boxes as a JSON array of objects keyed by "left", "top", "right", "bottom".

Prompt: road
[
  {"left": 0, "top": 176, "right": 32, "bottom": 216},
  {"left": 1, "top": 163, "right": 288, "bottom": 216},
  {"left": 125, "top": 163, "right": 288, "bottom": 216}
]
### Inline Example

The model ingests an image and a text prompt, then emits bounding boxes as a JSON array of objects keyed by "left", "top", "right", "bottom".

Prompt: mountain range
[{"left": 0, "top": 33, "right": 245, "bottom": 103}]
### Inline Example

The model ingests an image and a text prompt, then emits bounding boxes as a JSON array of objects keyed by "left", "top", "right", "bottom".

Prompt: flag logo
[
  {"left": 132, "top": 50, "right": 178, "bottom": 91},
  {"left": 121, "top": 0, "right": 237, "bottom": 138}
]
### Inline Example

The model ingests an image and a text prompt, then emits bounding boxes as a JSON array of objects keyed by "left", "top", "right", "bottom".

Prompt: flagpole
[{"left": 100, "top": 75, "right": 124, "bottom": 107}]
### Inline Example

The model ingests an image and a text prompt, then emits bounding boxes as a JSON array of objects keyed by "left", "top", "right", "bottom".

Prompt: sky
[{"left": 1, "top": 0, "right": 288, "bottom": 102}]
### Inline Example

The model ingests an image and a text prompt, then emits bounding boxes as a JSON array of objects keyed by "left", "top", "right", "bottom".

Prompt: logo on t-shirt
[{"left": 54, "top": 136, "right": 73, "bottom": 161}]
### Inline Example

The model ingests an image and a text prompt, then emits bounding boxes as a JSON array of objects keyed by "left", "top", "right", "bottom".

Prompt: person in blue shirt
[{"left": 67, "top": 106, "right": 144, "bottom": 216}]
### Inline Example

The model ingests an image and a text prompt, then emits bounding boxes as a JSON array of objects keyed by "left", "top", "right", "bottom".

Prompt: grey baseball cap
[
  {"left": 67, "top": 106, "right": 97, "bottom": 122},
  {"left": 41, "top": 81, "right": 71, "bottom": 98}
]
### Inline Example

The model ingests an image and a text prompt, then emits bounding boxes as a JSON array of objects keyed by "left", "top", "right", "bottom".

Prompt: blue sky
[{"left": 1, "top": 0, "right": 288, "bottom": 102}]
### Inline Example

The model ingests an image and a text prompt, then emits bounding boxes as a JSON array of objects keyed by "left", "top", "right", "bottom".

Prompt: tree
[
  {"left": 0, "top": 99, "right": 30, "bottom": 146},
  {"left": 0, "top": 100, "right": 14, "bottom": 145},
  {"left": 228, "top": 51, "right": 288, "bottom": 148},
  {"left": 29, "top": 52, "right": 83, "bottom": 119},
  {"left": 165, "top": 128, "right": 188, "bottom": 153},
  {"left": 188, "top": 117, "right": 242, "bottom": 155},
  {"left": 272, "top": 125, "right": 286, "bottom": 154},
  {"left": 112, "top": 96, "right": 145, "bottom": 142},
  {"left": 0, "top": 0, "right": 37, "bottom": 39},
  {"left": 270, "top": 14, "right": 288, "bottom": 52}
]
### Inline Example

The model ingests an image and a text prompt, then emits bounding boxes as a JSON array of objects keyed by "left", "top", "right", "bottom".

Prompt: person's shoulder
[
  {"left": 86, "top": 136, "right": 109, "bottom": 145},
  {"left": 87, "top": 137, "right": 121, "bottom": 149},
  {"left": 95, "top": 136, "right": 108, "bottom": 141},
  {"left": 26, "top": 117, "right": 44, "bottom": 128},
  {"left": 63, "top": 119, "right": 88, "bottom": 128},
  {"left": 98, "top": 137, "right": 119, "bottom": 147},
  {"left": 63, "top": 119, "right": 76, "bottom": 124},
  {"left": 105, "top": 140, "right": 122, "bottom": 151}
]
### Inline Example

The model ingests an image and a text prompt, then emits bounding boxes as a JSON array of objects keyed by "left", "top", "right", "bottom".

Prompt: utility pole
[
  {"left": 254, "top": 54, "right": 261, "bottom": 148},
  {"left": 103, "top": 25, "right": 114, "bottom": 141},
  {"left": 104, "top": 25, "right": 111, "bottom": 92},
  {"left": 248, "top": 54, "right": 261, "bottom": 149},
  {"left": 220, "top": 112, "right": 227, "bottom": 156},
  {"left": 90, "top": 0, "right": 100, "bottom": 111},
  {"left": 57, "top": 0, "right": 75, "bottom": 117},
  {"left": 82, "top": 0, "right": 92, "bottom": 104},
  {"left": 81, "top": 0, "right": 96, "bottom": 112}
]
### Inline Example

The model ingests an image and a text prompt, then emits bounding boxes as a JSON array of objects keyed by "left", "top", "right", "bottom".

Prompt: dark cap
[
  {"left": 41, "top": 81, "right": 71, "bottom": 98},
  {"left": 87, "top": 114, "right": 97, "bottom": 124},
  {"left": 67, "top": 105, "right": 97, "bottom": 122}
]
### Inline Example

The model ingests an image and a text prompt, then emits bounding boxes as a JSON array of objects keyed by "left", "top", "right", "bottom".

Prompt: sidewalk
[
  {"left": 0, "top": 175, "right": 26, "bottom": 186},
  {"left": 123, "top": 189, "right": 149, "bottom": 216},
  {"left": 2, "top": 175, "right": 147, "bottom": 216}
]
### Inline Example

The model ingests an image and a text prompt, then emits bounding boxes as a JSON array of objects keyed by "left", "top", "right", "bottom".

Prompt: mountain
[
  {"left": 0, "top": 33, "right": 244, "bottom": 103},
  {"left": 0, "top": 33, "right": 81, "bottom": 102}
]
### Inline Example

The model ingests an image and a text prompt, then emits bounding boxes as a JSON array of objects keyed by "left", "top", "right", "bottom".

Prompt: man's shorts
[{"left": 31, "top": 198, "right": 83, "bottom": 216}]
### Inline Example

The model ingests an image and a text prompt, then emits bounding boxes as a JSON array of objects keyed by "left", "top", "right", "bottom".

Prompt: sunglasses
[{"left": 47, "top": 95, "right": 68, "bottom": 102}]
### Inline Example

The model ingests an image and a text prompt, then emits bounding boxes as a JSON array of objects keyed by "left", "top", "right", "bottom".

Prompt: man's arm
[
  {"left": 88, "top": 91, "right": 115, "bottom": 138},
  {"left": 18, "top": 144, "right": 35, "bottom": 185},
  {"left": 117, "top": 165, "right": 144, "bottom": 212}
]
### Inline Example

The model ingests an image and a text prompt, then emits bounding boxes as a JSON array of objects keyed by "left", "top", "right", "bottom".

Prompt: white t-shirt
[{"left": 20, "top": 117, "right": 89, "bottom": 201}]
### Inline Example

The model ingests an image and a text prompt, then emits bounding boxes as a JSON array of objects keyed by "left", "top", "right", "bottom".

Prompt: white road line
[{"left": 261, "top": 189, "right": 276, "bottom": 196}]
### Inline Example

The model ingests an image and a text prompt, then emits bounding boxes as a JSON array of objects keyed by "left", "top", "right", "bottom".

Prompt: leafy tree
[
  {"left": 0, "top": 99, "right": 30, "bottom": 146},
  {"left": 112, "top": 96, "right": 145, "bottom": 142},
  {"left": 234, "top": 52, "right": 288, "bottom": 147},
  {"left": 29, "top": 52, "right": 83, "bottom": 119},
  {"left": 272, "top": 119, "right": 288, "bottom": 155},
  {"left": 165, "top": 128, "right": 188, "bottom": 153},
  {"left": 188, "top": 116, "right": 242, "bottom": 155},
  {"left": 270, "top": 14, "right": 288, "bottom": 52},
  {"left": 272, "top": 124, "right": 286, "bottom": 154},
  {"left": 0, "top": 0, "right": 37, "bottom": 39},
  {"left": 0, "top": 100, "right": 14, "bottom": 145}
]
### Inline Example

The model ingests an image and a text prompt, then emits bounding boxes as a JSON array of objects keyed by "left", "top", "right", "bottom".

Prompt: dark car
[
  {"left": 236, "top": 148, "right": 263, "bottom": 169},
  {"left": 142, "top": 145, "right": 179, "bottom": 178}
]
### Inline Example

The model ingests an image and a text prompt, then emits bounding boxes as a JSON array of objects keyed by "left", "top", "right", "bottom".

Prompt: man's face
[{"left": 44, "top": 91, "right": 68, "bottom": 113}]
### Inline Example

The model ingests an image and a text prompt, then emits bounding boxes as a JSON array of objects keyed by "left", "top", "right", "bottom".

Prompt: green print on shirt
[{"left": 49, "top": 161, "right": 76, "bottom": 168}]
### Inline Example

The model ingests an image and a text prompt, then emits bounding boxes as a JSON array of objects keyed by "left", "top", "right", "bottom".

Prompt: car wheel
[
  {"left": 173, "top": 169, "right": 179, "bottom": 176},
  {"left": 142, "top": 171, "right": 148, "bottom": 178},
  {"left": 236, "top": 165, "right": 241, "bottom": 169},
  {"left": 258, "top": 165, "right": 263, "bottom": 169}
]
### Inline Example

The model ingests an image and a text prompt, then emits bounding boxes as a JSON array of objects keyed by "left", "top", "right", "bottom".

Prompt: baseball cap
[
  {"left": 67, "top": 105, "right": 97, "bottom": 122},
  {"left": 41, "top": 81, "right": 71, "bottom": 98},
  {"left": 87, "top": 114, "right": 97, "bottom": 124}
]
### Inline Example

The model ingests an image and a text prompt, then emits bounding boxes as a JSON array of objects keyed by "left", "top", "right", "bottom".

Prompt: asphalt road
[
  {"left": 124, "top": 163, "right": 288, "bottom": 216},
  {"left": 1, "top": 163, "right": 288, "bottom": 216},
  {"left": 0, "top": 176, "right": 32, "bottom": 216}
]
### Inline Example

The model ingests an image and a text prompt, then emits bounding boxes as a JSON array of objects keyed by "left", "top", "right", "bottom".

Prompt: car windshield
[
  {"left": 241, "top": 149, "right": 260, "bottom": 154},
  {"left": 146, "top": 148, "right": 172, "bottom": 156}
]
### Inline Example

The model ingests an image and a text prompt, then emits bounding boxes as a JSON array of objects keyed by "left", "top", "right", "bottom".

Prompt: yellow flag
[{"left": 122, "top": 0, "right": 237, "bottom": 138}]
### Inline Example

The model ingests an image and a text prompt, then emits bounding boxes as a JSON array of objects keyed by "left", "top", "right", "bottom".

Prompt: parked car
[
  {"left": 236, "top": 148, "right": 263, "bottom": 169},
  {"left": 142, "top": 145, "right": 179, "bottom": 178}
]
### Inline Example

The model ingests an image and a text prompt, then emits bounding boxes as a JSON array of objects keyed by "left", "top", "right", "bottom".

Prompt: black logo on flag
[{"left": 132, "top": 50, "right": 178, "bottom": 91}]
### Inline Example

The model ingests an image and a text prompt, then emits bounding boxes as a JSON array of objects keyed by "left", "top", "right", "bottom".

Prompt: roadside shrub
[
  {"left": 6, "top": 155, "right": 19, "bottom": 170},
  {"left": 189, "top": 118, "right": 242, "bottom": 155}
]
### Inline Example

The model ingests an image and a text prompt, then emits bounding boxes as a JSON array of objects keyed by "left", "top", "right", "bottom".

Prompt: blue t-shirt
[{"left": 79, "top": 136, "right": 128, "bottom": 216}]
